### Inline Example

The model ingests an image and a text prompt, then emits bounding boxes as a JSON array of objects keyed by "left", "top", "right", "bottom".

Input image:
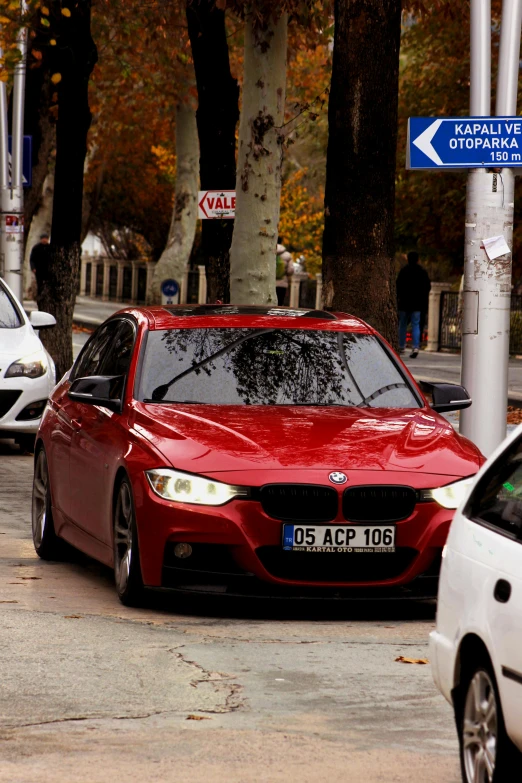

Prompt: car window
[
  {"left": 99, "top": 320, "right": 135, "bottom": 376},
  {"left": 71, "top": 321, "right": 122, "bottom": 380},
  {"left": 465, "top": 435, "right": 522, "bottom": 539},
  {"left": 0, "top": 285, "right": 22, "bottom": 328},
  {"left": 138, "top": 328, "right": 420, "bottom": 407}
]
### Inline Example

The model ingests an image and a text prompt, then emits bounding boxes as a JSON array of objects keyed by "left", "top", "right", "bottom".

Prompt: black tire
[
  {"left": 32, "top": 447, "right": 65, "bottom": 560},
  {"left": 457, "top": 654, "right": 521, "bottom": 782},
  {"left": 113, "top": 477, "right": 145, "bottom": 606}
]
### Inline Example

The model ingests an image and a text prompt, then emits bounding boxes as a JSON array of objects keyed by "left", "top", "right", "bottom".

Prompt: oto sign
[
  {"left": 407, "top": 117, "right": 522, "bottom": 169},
  {"left": 198, "top": 190, "right": 236, "bottom": 219}
]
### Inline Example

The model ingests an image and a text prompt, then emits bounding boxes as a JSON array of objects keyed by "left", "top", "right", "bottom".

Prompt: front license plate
[{"left": 282, "top": 524, "right": 395, "bottom": 553}]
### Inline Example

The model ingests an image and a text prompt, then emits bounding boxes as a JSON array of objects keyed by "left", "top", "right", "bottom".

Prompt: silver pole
[
  {"left": 0, "top": 41, "right": 9, "bottom": 280},
  {"left": 0, "top": 45, "right": 8, "bottom": 190},
  {"left": 460, "top": 0, "right": 522, "bottom": 456},
  {"left": 1, "top": 1, "right": 28, "bottom": 300}
]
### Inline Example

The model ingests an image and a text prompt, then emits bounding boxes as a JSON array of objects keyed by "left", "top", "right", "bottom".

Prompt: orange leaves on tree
[
  {"left": 51, "top": 72, "right": 61, "bottom": 83},
  {"left": 279, "top": 168, "right": 324, "bottom": 275},
  {"left": 61, "top": 7, "right": 71, "bottom": 17}
]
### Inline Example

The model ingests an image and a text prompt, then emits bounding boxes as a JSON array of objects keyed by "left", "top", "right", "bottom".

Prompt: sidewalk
[
  {"left": 24, "top": 296, "right": 126, "bottom": 328},
  {"left": 403, "top": 351, "right": 522, "bottom": 405}
]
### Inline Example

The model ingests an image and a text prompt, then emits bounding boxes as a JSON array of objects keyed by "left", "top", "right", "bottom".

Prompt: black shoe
[{"left": 410, "top": 349, "right": 419, "bottom": 359}]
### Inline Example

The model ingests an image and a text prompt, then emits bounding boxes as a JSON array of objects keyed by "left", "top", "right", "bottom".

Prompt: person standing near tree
[
  {"left": 396, "top": 251, "right": 431, "bottom": 358},
  {"left": 29, "top": 233, "right": 51, "bottom": 301}
]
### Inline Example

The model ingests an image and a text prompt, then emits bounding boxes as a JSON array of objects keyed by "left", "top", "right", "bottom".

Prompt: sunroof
[{"left": 161, "top": 305, "right": 337, "bottom": 319}]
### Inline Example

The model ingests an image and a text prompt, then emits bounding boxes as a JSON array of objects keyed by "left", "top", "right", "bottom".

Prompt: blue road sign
[
  {"left": 161, "top": 279, "right": 179, "bottom": 297},
  {"left": 407, "top": 117, "right": 522, "bottom": 169},
  {"left": 7, "top": 135, "right": 32, "bottom": 186}
]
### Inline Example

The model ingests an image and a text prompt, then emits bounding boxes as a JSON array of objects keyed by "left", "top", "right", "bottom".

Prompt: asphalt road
[{"left": 0, "top": 441, "right": 461, "bottom": 783}]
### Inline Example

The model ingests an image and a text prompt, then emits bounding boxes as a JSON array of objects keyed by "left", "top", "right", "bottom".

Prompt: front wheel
[
  {"left": 114, "top": 478, "right": 145, "bottom": 606},
  {"left": 458, "top": 661, "right": 520, "bottom": 782},
  {"left": 32, "top": 447, "right": 65, "bottom": 559}
]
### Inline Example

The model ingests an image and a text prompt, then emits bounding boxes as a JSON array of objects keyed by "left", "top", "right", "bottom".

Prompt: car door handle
[{"left": 494, "top": 579, "right": 511, "bottom": 603}]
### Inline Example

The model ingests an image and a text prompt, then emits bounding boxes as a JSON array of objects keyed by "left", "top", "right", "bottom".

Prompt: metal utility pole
[
  {"left": 0, "top": 2, "right": 28, "bottom": 301},
  {"left": 460, "top": 0, "right": 522, "bottom": 456}
]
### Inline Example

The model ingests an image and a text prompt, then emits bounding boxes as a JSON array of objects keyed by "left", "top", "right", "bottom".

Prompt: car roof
[{"left": 113, "top": 304, "right": 373, "bottom": 333}]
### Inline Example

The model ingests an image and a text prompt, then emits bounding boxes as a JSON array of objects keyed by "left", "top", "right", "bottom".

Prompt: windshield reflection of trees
[{"left": 158, "top": 329, "right": 383, "bottom": 406}]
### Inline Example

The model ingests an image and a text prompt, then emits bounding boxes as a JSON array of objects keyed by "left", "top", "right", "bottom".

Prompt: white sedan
[
  {"left": 430, "top": 424, "right": 522, "bottom": 782},
  {"left": 0, "top": 278, "right": 56, "bottom": 450}
]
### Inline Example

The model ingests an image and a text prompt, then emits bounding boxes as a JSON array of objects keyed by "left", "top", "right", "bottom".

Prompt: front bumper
[
  {"left": 134, "top": 471, "right": 455, "bottom": 594},
  {"left": 0, "top": 375, "right": 53, "bottom": 435}
]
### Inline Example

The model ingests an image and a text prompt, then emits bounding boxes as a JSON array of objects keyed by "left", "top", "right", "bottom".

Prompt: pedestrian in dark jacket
[
  {"left": 396, "top": 251, "right": 431, "bottom": 358},
  {"left": 29, "top": 234, "right": 50, "bottom": 299}
]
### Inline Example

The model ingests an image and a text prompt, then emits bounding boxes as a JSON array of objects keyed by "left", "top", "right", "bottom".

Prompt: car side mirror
[
  {"left": 68, "top": 375, "right": 125, "bottom": 413},
  {"left": 420, "top": 381, "right": 472, "bottom": 413},
  {"left": 29, "top": 311, "right": 56, "bottom": 329}
]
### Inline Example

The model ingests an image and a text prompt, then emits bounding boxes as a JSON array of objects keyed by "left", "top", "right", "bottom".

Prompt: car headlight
[
  {"left": 5, "top": 350, "right": 48, "bottom": 379},
  {"left": 145, "top": 468, "right": 249, "bottom": 506},
  {"left": 420, "top": 477, "right": 475, "bottom": 509}
]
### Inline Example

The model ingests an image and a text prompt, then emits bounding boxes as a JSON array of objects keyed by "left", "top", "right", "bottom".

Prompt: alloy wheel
[
  {"left": 32, "top": 450, "right": 48, "bottom": 549},
  {"left": 114, "top": 482, "right": 133, "bottom": 594},
  {"left": 463, "top": 670, "right": 498, "bottom": 783}
]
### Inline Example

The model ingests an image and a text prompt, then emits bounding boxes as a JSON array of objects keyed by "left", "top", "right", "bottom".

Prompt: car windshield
[
  {"left": 139, "top": 328, "right": 420, "bottom": 408},
  {"left": 0, "top": 284, "right": 22, "bottom": 328}
]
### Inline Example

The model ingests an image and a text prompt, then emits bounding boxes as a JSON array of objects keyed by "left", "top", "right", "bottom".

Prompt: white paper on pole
[{"left": 482, "top": 235, "right": 511, "bottom": 260}]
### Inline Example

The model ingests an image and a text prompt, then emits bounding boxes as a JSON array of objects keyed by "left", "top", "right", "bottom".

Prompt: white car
[
  {"left": 0, "top": 278, "right": 56, "bottom": 450},
  {"left": 430, "top": 424, "right": 522, "bottom": 782}
]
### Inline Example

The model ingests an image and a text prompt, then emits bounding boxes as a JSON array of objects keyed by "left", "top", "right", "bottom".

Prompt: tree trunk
[
  {"left": 229, "top": 11, "right": 288, "bottom": 304},
  {"left": 186, "top": 0, "right": 239, "bottom": 303},
  {"left": 322, "top": 0, "right": 402, "bottom": 347},
  {"left": 37, "top": 0, "right": 97, "bottom": 380},
  {"left": 147, "top": 105, "right": 199, "bottom": 305},
  {"left": 24, "top": 171, "right": 54, "bottom": 297},
  {"left": 23, "top": 63, "right": 56, "bottom": 242}
]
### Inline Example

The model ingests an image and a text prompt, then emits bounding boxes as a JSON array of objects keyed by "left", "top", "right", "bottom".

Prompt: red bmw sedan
[{"left": 32, "top": 305, "right": 482, "bottom": 605}]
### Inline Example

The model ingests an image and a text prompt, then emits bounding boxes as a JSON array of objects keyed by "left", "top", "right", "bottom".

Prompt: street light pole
[
  {"left": 460, "top": 0, "right": 522, "bottom": 456},
  {"left": 0, "top": 1, "right": 28, "bottom": 301}
]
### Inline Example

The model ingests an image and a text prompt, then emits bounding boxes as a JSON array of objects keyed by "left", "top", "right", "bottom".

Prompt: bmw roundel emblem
[{"left": 329, "top": 471, "right": 347, "bottom": 485}]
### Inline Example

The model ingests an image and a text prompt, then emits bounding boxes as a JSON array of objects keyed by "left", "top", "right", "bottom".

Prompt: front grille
[
  {"left": 258, "top": 484, "right": 338, "bottom": 522},
  {"left": 256, "top": 546, "right": 417, "bottom": 583},
  {"left": 343, "top": 485, "right": 416, "bottom": 523},
  {"left": 0, "top": 390, "right": 22, "bottom": 419}
]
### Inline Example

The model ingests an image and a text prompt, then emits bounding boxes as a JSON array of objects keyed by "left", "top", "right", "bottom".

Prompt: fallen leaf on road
[
  {"left": 19, "top": 576, "right": 42, "bottom": 580},
  {"left": 0, "top": 600, "right": 18, "bottom": 603},
  {"left": 186, "top": 715, "right": 211, "bottom": 721},
  {"left": 395, "top": 656, "right": 429, "bottom": 665},
  {"left": 63, "top": 615, "right": 83, "bottom": 619}
]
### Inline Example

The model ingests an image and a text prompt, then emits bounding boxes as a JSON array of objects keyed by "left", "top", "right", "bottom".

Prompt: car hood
[
  {"left": 132, "top": 403, "right": 482, "bottom": 478},
  {"left": 0, "top": 324, "right": 39, "bottom": 362}
]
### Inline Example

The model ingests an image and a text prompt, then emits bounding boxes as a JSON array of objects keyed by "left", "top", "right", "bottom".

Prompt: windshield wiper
[
  {"left": 275, "top": 402, "right": 349, "bottom": 407},
  {"left": 143, "top": 398, "right": 206, "bottom": 404},
  {"left": 151, "top": 328, "right": 274, "bottom": 401},
  {"left": 357, "top": 383, "right": 408, "bottom": 406}
]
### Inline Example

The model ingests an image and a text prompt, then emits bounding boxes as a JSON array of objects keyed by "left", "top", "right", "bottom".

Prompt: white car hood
[{"left": 0, "top": 324, "right": 42, "bottom": 362}]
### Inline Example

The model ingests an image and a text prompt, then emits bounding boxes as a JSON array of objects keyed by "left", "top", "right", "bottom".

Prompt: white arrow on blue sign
[{"left": 407, "top": 117, "right": 522, "bottom": 169}]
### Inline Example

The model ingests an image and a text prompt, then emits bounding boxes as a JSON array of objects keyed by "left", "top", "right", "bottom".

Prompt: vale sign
[
  {"left": 407, "top": 117, "right": 522, "bottom": 169},
  {"left": 198, "top": 190, "right": 236, "bottom": 219}
]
